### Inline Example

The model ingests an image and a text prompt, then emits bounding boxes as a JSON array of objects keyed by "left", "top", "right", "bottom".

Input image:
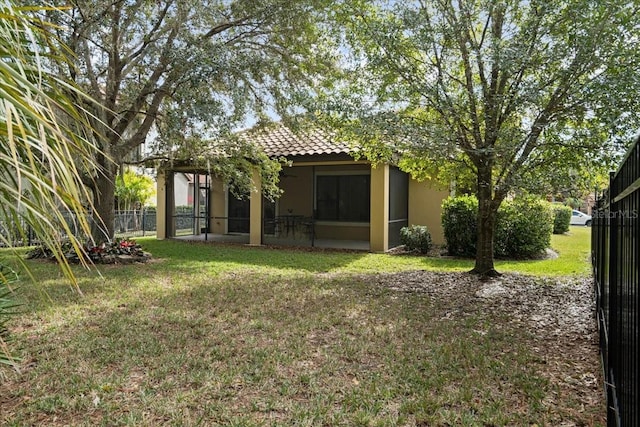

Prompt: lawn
[{"left": 0, "top": 227, "right": 603, "bottom": 426}]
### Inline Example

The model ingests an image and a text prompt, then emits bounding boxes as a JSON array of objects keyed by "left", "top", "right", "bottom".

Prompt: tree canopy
[
  {"left": 313, "top": 0, "right": 640, "bottom": 274},
  {"left": 40, "top": 0, "right": 343, "bottom": 240},
  {"left": 115, "top": 169, "right": 155, "bottom": 212}
]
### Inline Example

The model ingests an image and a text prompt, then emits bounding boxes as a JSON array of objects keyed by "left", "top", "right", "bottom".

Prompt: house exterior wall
[
  {"left": 278, "top": 163, "right": 372, "bottom": 241},
  {"left": 156, "top": 170, "right": 167, "bottom": 239},
  {"left": 249, "top": 168, "right": 262, "bottom": 245},
  {"left": 157, "top": 160, "right": 448, "bottom": 250},
  {"left": 370, "top": 164, "right": 389, "bottom": 252},
  {"left": 210, "top": 176, "right": 226, "bottom": 234},
  {"left": 278, "top": 166, "right": 314, "bottom": 217},
  {"left": 408, "top": 179, "right": 449, "bottom": 245}
]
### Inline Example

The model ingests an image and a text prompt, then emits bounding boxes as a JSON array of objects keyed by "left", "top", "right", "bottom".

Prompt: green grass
[
  {"left": 0, "top": 228, "right": 600, "bottom": 426},
  {"left": 128, "top": 225, "right": 590, "bottom": 278},
  {"left": 496, "top": 226, "right": 592, "bottom": 276}
]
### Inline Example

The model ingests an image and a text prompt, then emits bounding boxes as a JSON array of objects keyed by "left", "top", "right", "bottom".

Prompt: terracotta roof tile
[{"left": 247, "top": 125, "right": 352, "bottom": 157}]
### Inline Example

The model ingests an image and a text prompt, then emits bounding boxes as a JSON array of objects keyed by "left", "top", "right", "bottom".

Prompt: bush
[
  {"left": 442, "top": 195, "right": 554, "bottom": 259},
  {"left": 441, "top": 195, "right": 478, "bottom": 257},
  {"left": 400, "top": 225, "right": 432, "bottom": 254},
  {"left": 495, "top": 197, "right": 554, "bottom": 258},
  {"left": 26, "top": 238, "right": 151, "bottom": 264},
  {"left": 552, "top": 205, "right": 572, "bottom": 234}
]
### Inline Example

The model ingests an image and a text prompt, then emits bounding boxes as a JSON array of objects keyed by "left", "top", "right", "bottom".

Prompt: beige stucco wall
[
  {"left": 278, "top": 166, "right": 314, "bottom": 217},
  {"left": 408, "top": 179, "right": 449, "bottom": 245},
  {"left": 210, "top": 176, "right": 226, "bottom": 234},
  {"left": 278, "top": 164, "right": 372, "bottom": 242},
  {"left": 249, "top": 168, "right": 262, "bottom": 245},
  {"left": 370, "top": 164, "right": 389, "bottom": 252},
  {"left": 156, "top": 169, "right": 167, "bottom": 239},
  {"left": 157, "top": 162, "right": 448, "bottom": 250}
]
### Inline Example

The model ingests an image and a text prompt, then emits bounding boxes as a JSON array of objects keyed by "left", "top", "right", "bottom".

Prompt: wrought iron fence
[
  {"left": 592, "top": 135, "right": 639, "bottom": 427},
  {"left": 114, "top": 209, "right": 157, "bottom": 237},
  {"left": 0, "top": 209, "right": 157, "bottom": 246}
]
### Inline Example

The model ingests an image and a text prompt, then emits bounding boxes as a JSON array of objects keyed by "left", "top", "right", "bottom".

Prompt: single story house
[{"left": 155, "top": 125, "right": 449, "bottom": 252}]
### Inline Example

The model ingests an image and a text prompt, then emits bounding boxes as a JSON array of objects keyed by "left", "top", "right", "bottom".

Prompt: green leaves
[
  {"left": 44, "top": 1, "right": 350, "bottom": 238},
  {"left": 315, "top": 0, "right": 640, "bottom": 195},
  {"left": 442, "top": 195, "right": 554, "bottom": 259},
  {"left": 1, "top": 3, "right": 100, "bottom": 279},
  {"left": 115, "top": 169, "right": 155, "bottom": 211},
  {"left": 312, "top": 0, "right": 640, "bottom": 272},
  {"left": 0, "top": 264, "right": 20, "bottom": 368}
]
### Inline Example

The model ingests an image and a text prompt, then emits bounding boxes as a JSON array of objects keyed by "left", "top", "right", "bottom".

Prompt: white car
[{"left": 570, "top": 210, "right": 592, "bottom": 226}]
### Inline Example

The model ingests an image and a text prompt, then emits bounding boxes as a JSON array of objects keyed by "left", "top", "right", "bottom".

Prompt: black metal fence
[
  {"left": 114, "top": 209, "right": 157, "bottom": 237},
  {"left": 592, "top": 135, "right": 639, "bottom": 427},
  {"left": 0, "top": 209, "right": 157, "bottom": 247}
]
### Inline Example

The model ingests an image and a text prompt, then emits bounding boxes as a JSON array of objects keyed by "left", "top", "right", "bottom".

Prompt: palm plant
[
  {"left": 0, "top": 264, "right": 19, "bottom": 367},
  {"left": 1, "top": 3, "right": 101, "bottom": 366}
]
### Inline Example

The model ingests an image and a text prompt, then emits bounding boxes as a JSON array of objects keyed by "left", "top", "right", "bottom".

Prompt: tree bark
[
  {"left": 91, "top": 158, "right": 116, "bottom": 242},
  {"left": 471, "top": 159, "right": 501, "bottom": 277}
]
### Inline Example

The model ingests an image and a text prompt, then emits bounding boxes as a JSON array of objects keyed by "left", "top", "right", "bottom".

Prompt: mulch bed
[{"left": 363, "top": 270, "right": 605, "bottom": 425}]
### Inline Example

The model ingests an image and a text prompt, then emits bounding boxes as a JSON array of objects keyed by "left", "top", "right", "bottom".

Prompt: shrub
[
  {"left": 26, "top": 238, "right": 151, "bottom": 264},
  {"left": 400, "top": 225, "right": 432, "bottom": 254},
  {"left": 441, "top": 195, "right": 478, "bottom": 257},
  {"left": 552, "top": 205, "right": 572, "bottom": 234},
  {"left": 442, "top": 195, "right": 553, "bottom": 258},
  {"left": 495, "top": 197, "right": 554, "bottom": 258}
]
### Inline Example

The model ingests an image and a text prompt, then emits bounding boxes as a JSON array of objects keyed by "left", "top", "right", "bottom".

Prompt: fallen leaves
[{"left": 361, "top": 270, "right": 605, "bottom": 425}]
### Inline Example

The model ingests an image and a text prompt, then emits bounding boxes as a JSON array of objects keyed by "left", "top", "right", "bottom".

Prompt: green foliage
[
  {"left": 174, "top": 206, "right": 194, "bottom": 214},
  {"left": 44, "top": 1, "right": 343, "bottom": 239},
  {"left": 495, "top": 198, "right": 554, "bottom": 259},
  {"left": 399, "top": 225, "right": 432, "bottom": 254},
  {"left": 26, "top": 238, "right": 150, "bottom": 264},
  {"left": 442, "top": 196, "right": 553, "bottom": 259},
  {"left": 0, "top": 264, "right": 20, "bottom": 367},
  {"left": 441, "top": 196, "right": 478, "bottom": 257},
  {"left": 313, "top": 0, "right": 640, "bottom": 272},
  {"left": 115, "top": 169, "right": 155, "bottom": 211},
  {"left": 1, "top": 3, "right": 99, "bottom": 284},
  {"left": 552, "top": 205, "right": 573, "bottom": 235}
]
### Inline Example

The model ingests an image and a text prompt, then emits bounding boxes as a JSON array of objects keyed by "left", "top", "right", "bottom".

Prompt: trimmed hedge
[
  {"left": 495, "top": 197, "right": 553, "bottom": 258},
  {"left": 441, "top": 195, "right": 478, "bottom": 257},
  {"left": 400, "top": 225, "right": 432, "bottom": 254},
  {"left": 442, "top": 195, "right": 554, "bottom": 259},
  {"left": 552, "top": 205, "right": 572, "bottom": 234}
]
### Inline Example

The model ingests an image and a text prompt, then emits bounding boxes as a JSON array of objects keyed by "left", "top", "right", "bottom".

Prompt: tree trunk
[
  {"left": 91, "top": 159, "right": 116, "bottom": 243},
  {"left": 471, "top": 160, "right": 500, "bottom": 276}
]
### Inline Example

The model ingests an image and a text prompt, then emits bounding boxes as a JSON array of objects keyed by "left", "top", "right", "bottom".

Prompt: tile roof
[{"left": 247, "top": 124, "right": 353, "bottom": 157}]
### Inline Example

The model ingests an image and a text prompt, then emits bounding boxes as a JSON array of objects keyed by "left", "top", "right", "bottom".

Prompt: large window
[{"left": 316, "top": 174, "right": 370, "bottom": 221}]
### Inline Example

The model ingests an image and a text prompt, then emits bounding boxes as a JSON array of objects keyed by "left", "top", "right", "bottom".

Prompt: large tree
[
  {"left": 315, "top": 0, "right": 640, "bottom": 275},
  {"left": 42, "top": 0, "right": 341, "bottom": 241}
]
